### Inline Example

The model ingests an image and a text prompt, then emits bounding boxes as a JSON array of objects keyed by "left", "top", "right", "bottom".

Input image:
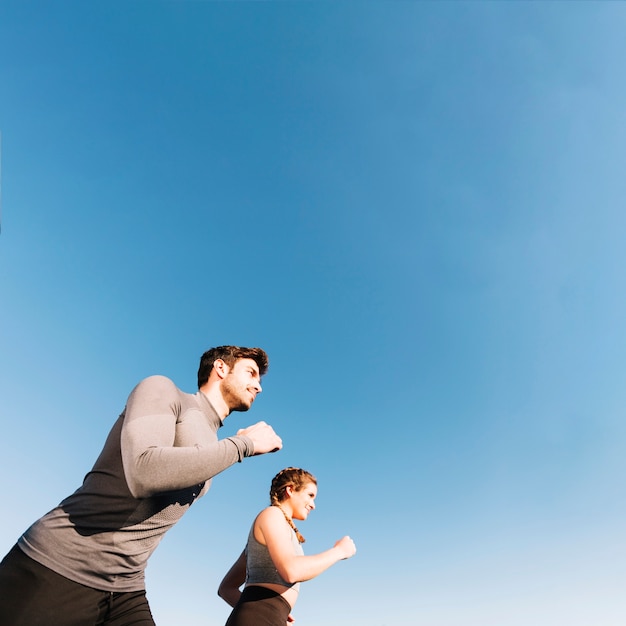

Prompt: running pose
[
  {"left": 219, "top": 467, "right": 356, "bottom": 625},
  {"left": 0, "top": 345, "right": 282, "bottom": 626}
]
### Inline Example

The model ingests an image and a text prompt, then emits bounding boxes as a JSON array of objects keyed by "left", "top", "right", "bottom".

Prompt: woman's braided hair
[{"left": 270, "top": 467, "right": 317, "bottom": 544}]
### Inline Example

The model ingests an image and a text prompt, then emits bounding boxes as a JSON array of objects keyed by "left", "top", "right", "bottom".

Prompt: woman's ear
[{"left": 285, "top": 485, "right": 294, "bottom": 498}]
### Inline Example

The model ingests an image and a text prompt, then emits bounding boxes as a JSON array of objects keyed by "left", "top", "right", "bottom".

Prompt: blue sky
[{"left": 1, "top": 1, "right": 626, "bottom": 624}]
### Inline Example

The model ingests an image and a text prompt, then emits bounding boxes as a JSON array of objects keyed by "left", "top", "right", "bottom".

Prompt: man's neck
[{"left": 199, "top": 385, "right": 229, "bottom": 420}]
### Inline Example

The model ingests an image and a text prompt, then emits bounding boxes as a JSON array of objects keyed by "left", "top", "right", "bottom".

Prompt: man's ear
[{"left": 213, "top": 358, "right": 230, "bottom": 380}]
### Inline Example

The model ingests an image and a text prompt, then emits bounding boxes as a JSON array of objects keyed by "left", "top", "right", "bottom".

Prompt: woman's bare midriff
[{"left": 245, "top": 582, "right": 299, "bottom": 610}]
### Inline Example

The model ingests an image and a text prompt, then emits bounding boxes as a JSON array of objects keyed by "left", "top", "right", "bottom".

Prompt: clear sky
[{"left": 1, "top": 1, "right": 626, "bottom": 624}]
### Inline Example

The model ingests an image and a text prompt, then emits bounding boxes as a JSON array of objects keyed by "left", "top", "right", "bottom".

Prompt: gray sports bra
[{"left": 245, "top": 522, "right": 304, "bottom": 589}]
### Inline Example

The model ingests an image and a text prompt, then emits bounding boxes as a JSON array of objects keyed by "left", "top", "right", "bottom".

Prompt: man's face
[{"left": 220, "top": 358, "right": 262, "bottom": 412}]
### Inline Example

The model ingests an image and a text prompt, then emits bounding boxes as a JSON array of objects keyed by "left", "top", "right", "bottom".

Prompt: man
[{"left": 0, "top": 345, "right": 282, "bottom": 626}]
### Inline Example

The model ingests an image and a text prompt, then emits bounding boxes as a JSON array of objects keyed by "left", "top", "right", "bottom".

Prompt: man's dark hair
[{"left": 197, "top": 346, "right": 269, "bottom": 388}]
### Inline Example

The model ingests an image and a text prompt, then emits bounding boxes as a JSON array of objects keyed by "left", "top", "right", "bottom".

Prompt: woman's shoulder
[
  {"left": 255, "top": 505, "right": 282, "bottom": 524},
  {"left": 252, "top": 506, "right": 285, "bottom": 545},
  {"left": 254, "top": 506, "right": 285, "bottom": 533}
]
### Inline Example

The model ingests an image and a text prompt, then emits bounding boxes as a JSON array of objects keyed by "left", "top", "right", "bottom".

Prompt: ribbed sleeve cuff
[{"left": 226, "top": 435, "right": 255, "bottom": 460}]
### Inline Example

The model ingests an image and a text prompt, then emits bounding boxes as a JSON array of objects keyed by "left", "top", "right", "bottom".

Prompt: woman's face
[{"left": 289, "top": 481, "right": 317, "bottom": 521}]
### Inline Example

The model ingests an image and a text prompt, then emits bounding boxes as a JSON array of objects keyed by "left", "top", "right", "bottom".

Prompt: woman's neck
[{"left": 274, "top": 503, "right": 305, "bottom": 543}]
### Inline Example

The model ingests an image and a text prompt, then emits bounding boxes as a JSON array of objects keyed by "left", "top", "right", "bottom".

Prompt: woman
[{"left": 218, "top": 467, "right": 357, "bottom": 625}]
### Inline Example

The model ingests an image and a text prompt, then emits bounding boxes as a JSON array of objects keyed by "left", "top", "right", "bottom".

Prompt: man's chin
[{"left": 231, "top": 402, "right": 252, "bottom": 413}]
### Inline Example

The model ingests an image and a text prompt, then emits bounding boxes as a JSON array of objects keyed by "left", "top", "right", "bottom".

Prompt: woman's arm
[
  {"left": 218, "top": 550, "right": 247, "bottom": 607},
  {"left": 257, "top": 507, "right": 356, "bottom": 584}
]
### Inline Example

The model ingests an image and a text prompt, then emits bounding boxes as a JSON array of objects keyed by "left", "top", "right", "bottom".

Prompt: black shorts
[
  {"left": 225, "top": 585, "right": 291, "bottom": 626},
  {"left": 0, "top": 544, "right": 155, "bottom": 626}
]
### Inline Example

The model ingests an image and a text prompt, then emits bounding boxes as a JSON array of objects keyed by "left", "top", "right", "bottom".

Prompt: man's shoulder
[
  {"left": 138, "top": 374, "right": 178, "bottom": 388},
  {"left": 130, "top": 375, "right": 192, "bottom": 400}
]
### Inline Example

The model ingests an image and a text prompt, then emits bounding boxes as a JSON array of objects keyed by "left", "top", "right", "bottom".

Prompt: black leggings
[
  {"left": 225, "top": 586, "right": 291, "bottom": 626},
  {"left": 0, "top": 544, "right": 155, "bottom": 626}
]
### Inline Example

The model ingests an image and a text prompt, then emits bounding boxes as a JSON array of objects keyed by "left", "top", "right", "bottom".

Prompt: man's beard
[{"left": 221, "top": 377, "right": 252, "bottom": 412}]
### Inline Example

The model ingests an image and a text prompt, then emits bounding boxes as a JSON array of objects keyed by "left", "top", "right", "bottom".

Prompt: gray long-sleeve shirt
[{"left": 19, "top": 375, "right": 254, "bottom": 592}]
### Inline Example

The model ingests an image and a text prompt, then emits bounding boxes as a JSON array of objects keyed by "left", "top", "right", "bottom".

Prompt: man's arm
[{"left": 120, "top": 376, "right": 281, "bottom": 498}]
